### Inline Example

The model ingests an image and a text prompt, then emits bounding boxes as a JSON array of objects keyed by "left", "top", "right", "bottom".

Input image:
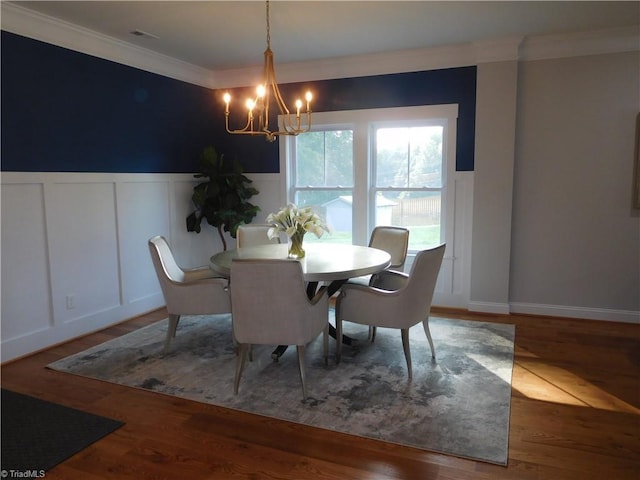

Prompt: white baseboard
[
  {"left": 509, "top": 302, "right": 640, "bottom": 324},
  {"left": 1, "top": 294, "right": 165, "bottom": 363},
  {"left": 468, "top": 301, "right": 639, "bottom": 323},
  {"left": 468, "top": 301, "right": 511, "bottom": 315}
]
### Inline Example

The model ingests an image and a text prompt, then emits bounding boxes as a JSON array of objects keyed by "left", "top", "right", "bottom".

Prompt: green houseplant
[{"left": 186, "top": 146, "right": 260, "bottom": 250}]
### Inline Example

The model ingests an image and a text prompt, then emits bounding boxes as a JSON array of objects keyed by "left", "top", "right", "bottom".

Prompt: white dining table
[{"left": 210, "top": 243, "right": 391, "bottom": 284}]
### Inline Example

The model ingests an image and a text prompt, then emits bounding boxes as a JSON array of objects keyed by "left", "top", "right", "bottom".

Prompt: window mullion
[
  {"left": 406, "top": 131, "right": 411, "bottom": 189},
  {"left": 323, "top": 132, "right": 327, "bottom": 186},
  {"left": 352, "top": 121, "right": 369, "bottom": 245}
]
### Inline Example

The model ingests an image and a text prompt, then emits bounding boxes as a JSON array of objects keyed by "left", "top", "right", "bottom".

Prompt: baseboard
[
  {"left": 467, "top": 300, "right": 639, "bottom": 324},
  {"left": 509, "top": 302, "right": 640, "bottom": 324},
  {"left": 0, "top": 295, "right": 165, "bottom": 363},
  {"left": 467, "top": 301, "right": 511, "bottom": 315}
]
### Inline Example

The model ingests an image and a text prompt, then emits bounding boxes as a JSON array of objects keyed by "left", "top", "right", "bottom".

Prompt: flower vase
[{"left": 288, "top": 232, "right": 306, "bottom": 259}]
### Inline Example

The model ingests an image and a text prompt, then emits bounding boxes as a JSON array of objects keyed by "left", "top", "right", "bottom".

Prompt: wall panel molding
[{"left": 0, "top": 171, "right": 212, "bottom": 362}]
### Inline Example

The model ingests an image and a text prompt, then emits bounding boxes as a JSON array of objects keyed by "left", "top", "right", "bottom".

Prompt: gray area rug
[{"left": 48, "top": 312, "right": 515, "bottom": 465}]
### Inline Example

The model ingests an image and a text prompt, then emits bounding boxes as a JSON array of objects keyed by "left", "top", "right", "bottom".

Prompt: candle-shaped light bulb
[
  {"left": 256, "top": 85, "right": 266, "bottom": 98},
  {"left": 246, "top": 98, "right": 255, "bottom": 111},
  {"left": 223, "top": 92, "right": 231, "bottom": 113},
  {"left": 295, "top": 99, "right": 302, "bottom": 116},
  {"left": 305, "top": 91, "right": 312, "bottom": 110}
]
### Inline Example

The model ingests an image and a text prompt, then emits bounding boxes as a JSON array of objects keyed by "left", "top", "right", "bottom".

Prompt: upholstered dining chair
[
  {"left": 347, "top": 226, "right": 409, "bottom": 339},
  {"left": 348, "top": 226, "right": 409, "bottom": 286},
  {"left": 335, "top": 243, "right": 445, "bottom": 378},
  {"left": 236, "top": 223, "right": 281, "bottom": 248},
  {"left": 230, "top": 259, "right": 329, "bottom": 400},
  {"left": 148, "top": 235, "right": 231, "bottom": 353}
]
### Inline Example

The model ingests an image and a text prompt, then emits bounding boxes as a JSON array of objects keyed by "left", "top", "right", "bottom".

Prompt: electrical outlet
[{"left": 66, "top": 294, "right": 75, "bottom": 309}]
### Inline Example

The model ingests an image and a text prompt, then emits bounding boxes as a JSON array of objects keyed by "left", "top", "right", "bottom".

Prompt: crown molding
[
  {"left": 1, "top": 2, "right": 214, "bottom": 88},
  {"left": 520, "top": 26, "right": 640, "bottom": 61},
  {"left": 212, "top": 43, "right": 480, "bottom": 89},
  {"left": 474, "top": 37, "right": 524, "bottom": 64},
  {"left": 213, "top": 37, "right": 528, "bottom": 88},
  {"left": 2, "top": 2, "right": 638, "bottom": 89}
]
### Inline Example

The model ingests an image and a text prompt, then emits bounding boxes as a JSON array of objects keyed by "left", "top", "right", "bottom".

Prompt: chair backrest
[
  {"left": 149, "top": 235, "right": 231, "bottom": 316},
  {"left": 401, "top": 244, "right": 446, "bottom": 323},
  {"left": 230, "top": 259, "right": 324, "bottom": 346},
  {"left": 148, "top": 235, "right": 185, "bottom": 283},
  {"left": 236, "top": 224, "right": 281, "bottom": 248},
  {"left": 369, "top": 226, "right": 409, "bottom": 270}
]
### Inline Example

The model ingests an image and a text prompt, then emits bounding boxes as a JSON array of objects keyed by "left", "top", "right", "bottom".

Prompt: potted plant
[{"left": 186, "top": 146, "right": 260, "bottom": 250}]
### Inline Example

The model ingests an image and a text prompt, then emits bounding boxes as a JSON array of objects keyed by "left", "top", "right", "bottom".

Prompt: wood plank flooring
[{"left": 2, "top": 308, "right": 638, "bottom": 479}]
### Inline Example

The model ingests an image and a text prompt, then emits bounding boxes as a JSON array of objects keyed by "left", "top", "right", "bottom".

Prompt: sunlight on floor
[
  {"left": 510, "top": 348, "right": 639, "bottom": 414},
  {"left": 466, "top": 353, "right": 513, "bottom": 383}
]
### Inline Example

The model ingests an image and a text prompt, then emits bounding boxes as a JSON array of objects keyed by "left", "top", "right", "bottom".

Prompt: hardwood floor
[{"left": 2, "top": 307, "right": 639, "bottom": 479}]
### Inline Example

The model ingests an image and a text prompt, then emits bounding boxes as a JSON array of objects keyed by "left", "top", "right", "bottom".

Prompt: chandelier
[{"left": 222, "top": 0, "right": 313, "bottom": 142}]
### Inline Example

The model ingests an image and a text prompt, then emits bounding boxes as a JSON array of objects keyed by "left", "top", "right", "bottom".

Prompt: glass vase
[{"left": 288, "top": 232, "right": 306, "bottom": 259}]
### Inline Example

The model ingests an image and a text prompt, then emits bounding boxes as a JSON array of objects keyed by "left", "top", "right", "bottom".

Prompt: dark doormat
[{"left": 1, "top": 389, "right": 124, "bottom": 472}]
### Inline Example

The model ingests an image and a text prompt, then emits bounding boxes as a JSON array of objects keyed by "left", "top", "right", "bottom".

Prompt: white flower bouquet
[{"left": 266, "top": 203, "right": 329, "bottom": 258}]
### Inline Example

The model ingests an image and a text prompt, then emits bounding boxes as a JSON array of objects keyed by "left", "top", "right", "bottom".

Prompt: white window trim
[{"left": 280, "top": 104, "right": 458, "bottom": 246}]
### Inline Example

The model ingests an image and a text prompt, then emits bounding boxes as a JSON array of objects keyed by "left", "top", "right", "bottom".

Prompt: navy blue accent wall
[
  {"left": 1, "top": 31, "right": 218, "bottom": 173},
  {"left": 2, "top": 31, "right": 476, "bottom": 174}
]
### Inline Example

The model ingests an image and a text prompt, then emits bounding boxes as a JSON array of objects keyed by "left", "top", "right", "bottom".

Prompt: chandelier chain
[{"left": 265, "top": 0, "right": 271, "bottom": 49}]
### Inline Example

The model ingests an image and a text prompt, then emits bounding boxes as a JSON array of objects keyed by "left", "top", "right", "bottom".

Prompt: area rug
[
  {"left": 1, "top": 388, "right": 124, "bottom": 471},
  {"left": 48, "top": 312, "right": 515, "bottom": 465}
]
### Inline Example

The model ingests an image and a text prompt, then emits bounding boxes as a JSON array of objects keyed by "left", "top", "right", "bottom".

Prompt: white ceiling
[{"left": 9, "top": 1, "right": 640, "bottom": 72}]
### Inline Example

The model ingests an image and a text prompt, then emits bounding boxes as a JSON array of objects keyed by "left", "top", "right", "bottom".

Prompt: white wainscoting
[
  {"left": 0, "top": 172, "right": 267, "bottom": 362},
  {"left": 425, "top": 171, "right": 474, "bottom": 309},
  {"left": 3, "top": 169, "right": 634, "bottom": 363}
]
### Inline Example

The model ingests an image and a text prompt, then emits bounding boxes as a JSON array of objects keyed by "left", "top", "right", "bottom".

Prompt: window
[
  {"left": 372, "top": 124, "right": 445, "bottom": 251},
  {"left": 291, "top": 129, "right": 354, "bottom": 244},
  {"left": 281, "top": 105, "right": 457, "bottom": 252}
]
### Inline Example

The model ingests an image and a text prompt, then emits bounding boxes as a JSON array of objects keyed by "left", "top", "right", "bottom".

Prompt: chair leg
[
  {"left": 164, "top": 314, "right": 181, "bottom": 353},
  {"left": 335, "top": 314, "right": 343, "bottom": 364},
  {"left": 234, "top": 343, "right": 249, "bottom": 395},
  {"left": 422, "top": 318, "right": 436, "bottom": 359},
  {"left": 296, "top": 345, "right": 308, "bottom": 401},
  {"left": 323, "top": 324, "right": 329, "bottom": 366},
  {"left": 368, "top": 275, "right": 378, "bottom": 342},
  {"left": 401, "top": 328, "right": 413, "bottom": 379}
]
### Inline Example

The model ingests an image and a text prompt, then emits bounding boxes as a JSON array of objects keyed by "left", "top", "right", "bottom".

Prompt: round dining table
[{"left": 210, "top": 242, "right": 391, "bottom": 285}]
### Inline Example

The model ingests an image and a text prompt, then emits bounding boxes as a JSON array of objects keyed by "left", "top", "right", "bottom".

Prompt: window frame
[
  {"left": 370, "top": 118, "right": 452, "bottom": 251},
  {"left": 280, "top": 104, "right": 458, "bottom": 250}
]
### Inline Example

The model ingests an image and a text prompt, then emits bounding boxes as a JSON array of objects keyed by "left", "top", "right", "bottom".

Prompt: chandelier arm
[
  {"left": 264, "top": 48, "right": 291, "bottom": 117},
  {"left": 225, "top": 109, "right": 254, "bottom": 134},
  {"left": 268, "top": 61, "right": 308, "bottom": 135}
]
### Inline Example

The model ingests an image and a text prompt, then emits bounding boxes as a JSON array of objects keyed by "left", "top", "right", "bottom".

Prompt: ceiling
[{"left": 9, "top": 1, "right": 640, "bottom": 72}]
